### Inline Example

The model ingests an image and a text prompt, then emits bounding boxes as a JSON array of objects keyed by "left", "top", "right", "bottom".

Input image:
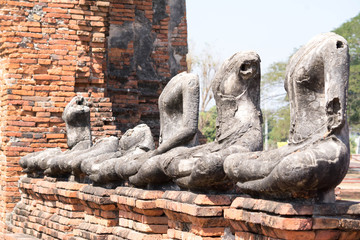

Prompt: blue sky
[{"left": 186, "top": 0, "right": 360, "bottom": 73}]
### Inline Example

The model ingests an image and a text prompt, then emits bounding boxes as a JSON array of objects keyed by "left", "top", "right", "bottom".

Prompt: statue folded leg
[
  {"left": 20, "top": 148, "right": 62, "bottom": 177},
  {"left": 81, "top": 124, "right": 155, "bottom": 185},
  {"left": 226, "top": 137, "right": 348, "bottom": 199},
  {"left": 127, "top": 147, "right": 191, "bottom": 187}
]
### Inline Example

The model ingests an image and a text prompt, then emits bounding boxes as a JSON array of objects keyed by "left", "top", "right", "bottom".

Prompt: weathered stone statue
[
  {"left": 44, "top": 139, "right": 93, "bottom": 177},
  {"left": 128, "top": 52, "right": 263, "bottom": 191},
  {"left": 63, "top": 96, "right": 92, "bottom": 149},
  {"left": 86, "top": 72, "right": 200, "bottom": 185},
  {"left": 224, "top": 33, "right": 350, "bottom": 202},
  {"left": 20, "top": 96, "right": 92, "bottom": 177},
  {"left": 156, "top": 71, "right": 200, "bottom": 153},
  {"left": 59, "top": 136, "right": 119, "bottom": 179},
  {"left": 43, "top": 96, "right": 120, "bottom": 179},
  {"left": 19, "top": 148, "right": 62, "bottom": 177},
  {"left": 81, "top": 124, "right": 155, "bottom": 184},
  {"left": 21, "top": 95, "right": 156, "bottom": 181}
]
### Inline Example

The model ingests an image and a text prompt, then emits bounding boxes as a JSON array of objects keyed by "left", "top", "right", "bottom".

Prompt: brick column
[
  {"left": 0, "top": 0, "right": 117, "bottom": 227},
  {"left": 0, "top": 0, "right": 187, "bottom": 228}
]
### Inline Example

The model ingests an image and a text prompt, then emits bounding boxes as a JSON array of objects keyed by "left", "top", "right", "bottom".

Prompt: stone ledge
[
  {"left": 225, "top": 196, "right": 360, "bottom": 240},
  {"left": 4, "top": 233, "right": 40, "bottom": 240},
  {"left": 161, "top": 190, "right": 236, "bottom": 206},
  {"left": 8, "top": 178, "right": 360, "bottom": 239}
]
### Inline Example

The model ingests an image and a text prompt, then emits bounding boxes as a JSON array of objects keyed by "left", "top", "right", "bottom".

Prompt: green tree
[
  {"left": 261, "top": 61, "right": 289, "bottom": 150},
  {"left": 199, "top": 106, "right": 217, "bottom": 142},
  {"left": 333, "top": 13, "right": 360, "bottom": 133},
  {"left": 267, "top": 106, "right": 290, "bottom": 149},
  {"left": 262, "top": 62, "right": 287, "bottom": 86}
]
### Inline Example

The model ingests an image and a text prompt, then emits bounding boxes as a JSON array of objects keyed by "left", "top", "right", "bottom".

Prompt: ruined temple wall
[
  {"left": 0, "top": 0, "right": 188, "bottom": 227},
  {"left": 0, "top": 0, "right": 117, "bottom": 226},
  {"left": 107, "top": 0, "right": 188, "bottom": 136}
]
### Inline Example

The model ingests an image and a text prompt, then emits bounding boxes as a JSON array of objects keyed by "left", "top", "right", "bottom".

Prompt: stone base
[
  {"left": 8, "top": 177, "right": 87, "bottom": 239},
  {"left": 109, "top": 187, "right": 167, "bottom": 240},
  {"left": 224, "top": 196, "right": 360, "bottom": 240},
  {"left": 157, "top": 191, "right": 236, "bottom": 240},
  {"left": 4, "top": 233, "right": 40, "bottom": 240},
  {"left": 7, "top": 177, "right": 360, "bottom": 240}
]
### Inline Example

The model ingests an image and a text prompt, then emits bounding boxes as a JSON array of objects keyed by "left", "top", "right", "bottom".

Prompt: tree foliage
[
  {"left": 333, "top": 13, "right": 360, "bottom": 133},
  {"left": 261, "top": 61, "right": 289, "bottom": 150},
  {"left": 266, "top": 106, "right": 290, "bottom": 149},
  {"left": 262, "top": 62, "right": 287, "bottom": 87},
  {"left": 199, "top": 106, "right": 217, "bottom": 142}
]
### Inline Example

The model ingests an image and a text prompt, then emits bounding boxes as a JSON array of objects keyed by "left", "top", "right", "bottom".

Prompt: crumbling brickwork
[
  {"left": 8, "top": 177, "right": 360, "bottom": 240},
  {"left": 0, "top": 0, "right": 187, "bottom": 228},
  {"left": 107, "top": 0, "right": 188, "bottom": 134}
]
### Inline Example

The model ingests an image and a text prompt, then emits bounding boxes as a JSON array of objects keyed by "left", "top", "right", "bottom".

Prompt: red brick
[{"left": 313, "top": 217, "right": 340, "bottom": 229}]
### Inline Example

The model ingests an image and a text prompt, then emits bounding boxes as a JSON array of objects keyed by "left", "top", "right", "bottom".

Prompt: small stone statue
[
  {"left": 86, "top": 72, "right": 200, "bottom": 185},
  {"left": 20, "top": 96, "right": 92, "bottom": 177},
  {"left": 43, "top": 96, "right": 120, "bottom": 179},
  {"left": 224, "top": 33, "right": 350, "bottom": 202},
  {"left": 156, "top": 71, "right": 200, "bottom": 153},
  {"left": 128, "top": 52, "right": 263, "bottom": 191},
  {"left": 62, "top": 96, "right": 92, "bottom": 149}
]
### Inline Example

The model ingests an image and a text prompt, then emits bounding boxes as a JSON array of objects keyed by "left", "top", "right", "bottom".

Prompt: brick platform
[
  {"left": 7, "top": 177, "right": 360, "bottom": 239},
  {"left": 110, "top": 187, "right": 167, "bottom": 240},
  {"left": 8, "top": 177, "right": 87, "bottom": 239},
  {"left": 337, "top": 155, "right": 360, "bottom": 201},
  {"left": 157, "top": 191, "right": 236, "bottom": 240},
  {"left": 7, "top": 177, "right": 236, "bottom": 239},
  {"left": 224, "top": 196, "right": 360, "bottom": 240}
]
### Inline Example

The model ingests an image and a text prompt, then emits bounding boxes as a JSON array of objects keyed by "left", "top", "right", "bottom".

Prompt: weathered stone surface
[
  {"left": 19, "top": 96, "right": 93, "bottom": 177},
  {"left": 224, "top": 32, "right": 350, "bottom": 201},
  {"left": 84, "top": 124, "right": 155, "bottom": 184},
  {"left": 85, "top": 72, "right": 199, "bottom": 185},
  {"left": 61, "top": 136, "right": 119, "bottom": 178},
  {"left": 107, "top": 0, "right": 188, "bottom": 139},
  {"left": 119, "top": 124, "right": 155, "bottom": 153},
  {"left": 63, "top": 96, "right": 92, "bottom": 149},
  {"left": 117, "top": 71, "right": 200, "bottom": 184},
  {"left": 35, "top": 95, "right": 123, "bottom": 179},
  {"left": 44, "top": 140, "right": 92, "bottom": 177},
  {"left": 20, "top": 95, "right": 162, "bottom": 183},
  {"left": 128, "top": 51, "right": 263, "bottom": 192},
  {"left": 19, "top": 148, "right": 62, "bottom": 177},
  {"left": 156, "top": 71, "right": 200, "bottom": 153}
]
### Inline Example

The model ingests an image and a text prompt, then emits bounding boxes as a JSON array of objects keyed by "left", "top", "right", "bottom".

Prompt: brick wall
[
  {"left": 0, "top": 0, "right": 187, "bottom": 228},
  {"left": 107, "top": 0, "right": 188, "bottom": 135}
]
